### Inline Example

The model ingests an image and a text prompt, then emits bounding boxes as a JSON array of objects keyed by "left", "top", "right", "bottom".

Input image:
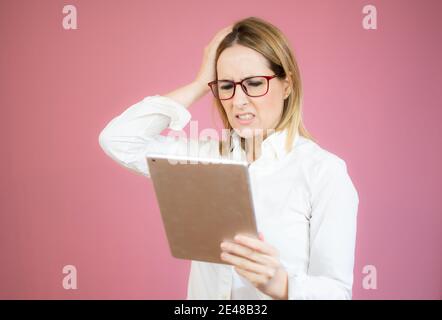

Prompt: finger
[
  {"left": 215, "top": 26, "right": 232, "bottom": 39},
  {"left": 234, "top": 266, "right": 270, "bottom": 287},
  {"left": 234, "top": 234, "right": 277, "bottom": 256},
  {"left": 220, "top": 251, "right": 275, "bottom": 279},
  {"left": 221, "top": 241, "right": 277, "bottom": 266},
  {"left": 258, "top": 232, "right": 265, "bottom": 241},
  {"left": 222, "top": 25, "right": 233, "bottom": 32}
]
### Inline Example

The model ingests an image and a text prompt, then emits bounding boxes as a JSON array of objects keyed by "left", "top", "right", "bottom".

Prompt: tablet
[{"left": 145, "top": 153, "right": 258, "bottom": 265}]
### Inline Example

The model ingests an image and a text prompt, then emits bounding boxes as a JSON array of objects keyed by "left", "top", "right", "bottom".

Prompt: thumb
[{"left": 258, "top": 232, "right": 265, "bottom": 241}]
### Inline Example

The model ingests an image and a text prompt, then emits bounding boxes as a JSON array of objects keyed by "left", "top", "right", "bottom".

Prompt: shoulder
[
  {"left": 297, "top": 137, "right": 359, "bottom": 205},
  {"left": 295, "top": 136, "right": 348, "bottom": 176},
  {"left": 295, "top": 137, "right": 358, "bottom": 197}
]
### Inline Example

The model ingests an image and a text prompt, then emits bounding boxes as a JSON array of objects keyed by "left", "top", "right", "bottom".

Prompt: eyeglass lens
[{"left": 214, "top": 76, "right": 268, "bottom": 100}]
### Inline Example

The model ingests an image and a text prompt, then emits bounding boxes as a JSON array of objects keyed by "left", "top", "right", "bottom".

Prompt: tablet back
[{"left": 146, "top": 154, "right": 258, "bottom": 264}]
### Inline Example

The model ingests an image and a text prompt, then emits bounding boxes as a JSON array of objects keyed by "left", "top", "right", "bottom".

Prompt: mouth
[{"left": 235, "top": 112, "right": 256, "bottom": 125}]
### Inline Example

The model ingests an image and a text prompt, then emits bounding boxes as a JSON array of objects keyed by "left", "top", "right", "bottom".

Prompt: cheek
[
  {"left": 255, "top": 96, "right": 283, "bottom": 126},
  {"left": 221, "top": 103, "right": 233, "bottom": 118}
]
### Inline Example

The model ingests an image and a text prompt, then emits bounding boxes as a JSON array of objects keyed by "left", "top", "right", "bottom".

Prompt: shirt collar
[{"left": 230, "top": 128, "right": 300, "bottom": 160}]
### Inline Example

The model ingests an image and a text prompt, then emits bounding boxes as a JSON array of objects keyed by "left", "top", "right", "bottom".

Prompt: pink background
[{"left": 1, "top": 0, "right": 441, "bottom": 299}]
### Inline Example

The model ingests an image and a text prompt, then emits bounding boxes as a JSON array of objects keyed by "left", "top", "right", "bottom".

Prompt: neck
[{"left": 244, "top": 131, "right": 268, "bottom": 163}]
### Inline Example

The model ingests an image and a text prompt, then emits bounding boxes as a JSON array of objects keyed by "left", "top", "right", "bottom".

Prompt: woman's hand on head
[
  {"left": 220, "top": 232, "right": 289, "bottom": 300},
  {"left": 194, "top": 25, "right": 233, "bottom": 88}
]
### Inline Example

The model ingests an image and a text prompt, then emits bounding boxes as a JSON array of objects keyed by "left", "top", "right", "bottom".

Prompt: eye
[
  {"left": 219, "top": 82, "right": 233, "bottom": 90},
  {"left": 245, "top": 79, "right": 264, "bottom": 87}
]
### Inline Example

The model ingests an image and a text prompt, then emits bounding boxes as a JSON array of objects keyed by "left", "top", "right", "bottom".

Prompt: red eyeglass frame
[{"left": 207, "top": 73, "right": 283, "bottom": 100}]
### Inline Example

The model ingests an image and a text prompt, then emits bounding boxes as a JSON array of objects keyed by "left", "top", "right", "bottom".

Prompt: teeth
[{"left": 237, "top": 113, "right": 254, "bottom": 120}]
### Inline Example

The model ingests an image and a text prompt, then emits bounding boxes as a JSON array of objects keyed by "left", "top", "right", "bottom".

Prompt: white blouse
[{"left": 98, "top": 95, "right": 360, "bottom": 300}]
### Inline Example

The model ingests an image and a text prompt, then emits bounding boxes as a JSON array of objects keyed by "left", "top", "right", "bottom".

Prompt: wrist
[
  {"left": 274, "top": 269, "right": 289, "bottom": 300},
  {"left": 192, "top": 79, "right": 210, "bottom": 95}
]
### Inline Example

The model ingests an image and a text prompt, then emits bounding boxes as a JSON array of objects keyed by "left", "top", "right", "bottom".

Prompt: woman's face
[{"left": 217, "top": 44, "right": 291, "bottom": 139}]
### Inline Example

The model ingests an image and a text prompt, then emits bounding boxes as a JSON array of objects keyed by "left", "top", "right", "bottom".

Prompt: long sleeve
[
  {"left": 287, "top": 157, "right": 359, "bottom": 300},
  {"left": 98, "top": 95, "right": 195, "bottom": 178}
]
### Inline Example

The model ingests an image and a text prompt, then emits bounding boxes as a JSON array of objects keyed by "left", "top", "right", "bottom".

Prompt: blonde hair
[{"left": 212, "top": 16, "right": 317, "bottom": 156}]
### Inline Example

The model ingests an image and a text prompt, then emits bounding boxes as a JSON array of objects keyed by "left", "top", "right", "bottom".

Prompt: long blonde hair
[{"left": 212, "top": 16, "right": 317, "bottom": 156}]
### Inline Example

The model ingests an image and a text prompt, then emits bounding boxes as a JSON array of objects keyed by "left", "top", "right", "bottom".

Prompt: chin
[{"left": 233, "top": 126, "right": 263, "bottom": 139}]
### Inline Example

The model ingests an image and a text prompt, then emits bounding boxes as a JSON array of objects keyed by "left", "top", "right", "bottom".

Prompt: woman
[{"left": 99, "top": 16, "right": 359, "bottom": 300}]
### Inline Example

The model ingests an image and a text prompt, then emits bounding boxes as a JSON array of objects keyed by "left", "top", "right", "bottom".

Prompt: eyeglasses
[{"left": 208, "top": 74, "right": 283, "bottom": 100}]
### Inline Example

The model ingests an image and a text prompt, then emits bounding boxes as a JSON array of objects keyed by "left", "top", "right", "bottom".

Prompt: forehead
[{"left": 217, "top": 45, "right": 271, "bottom": 80}]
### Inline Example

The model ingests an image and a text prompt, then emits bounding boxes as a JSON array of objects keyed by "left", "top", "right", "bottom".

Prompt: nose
[{"left": 231, "top": 83, "right": 250, "bottom": 108}]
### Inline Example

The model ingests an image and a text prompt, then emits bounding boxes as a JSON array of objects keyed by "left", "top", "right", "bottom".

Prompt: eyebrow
[{"left": 218, "top": 75, "right": 256, "bottom": 81}]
